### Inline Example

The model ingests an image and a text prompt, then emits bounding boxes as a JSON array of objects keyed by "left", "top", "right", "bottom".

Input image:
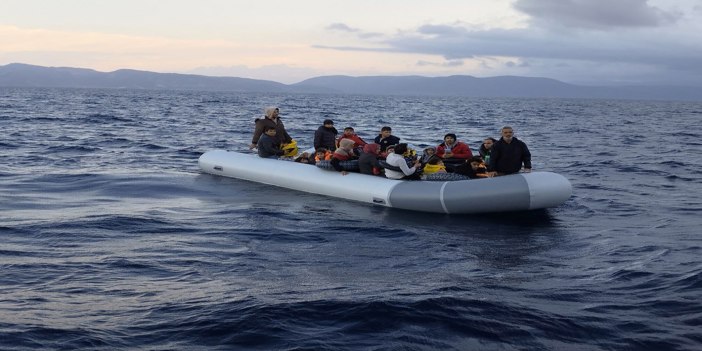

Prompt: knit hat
[
  {"left": 323, "top": 119, "right": 334, "bottom": 125},
  {"left": 444, "top": 133, "right": 457, "bottom": 140},
  {"left": 339, "top": 138, "right": 355, "bottom": 149}
]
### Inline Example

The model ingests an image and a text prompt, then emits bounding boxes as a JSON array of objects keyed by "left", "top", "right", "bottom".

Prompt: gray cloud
[
  {"left": 416, "top": 60, "right": 465, "bottom": 67},
  {"left": 381, "top": 25, "right": 702, "bottom": 78},
  {"left": 326, "top": 23, "right": 359, "bottom": 32},
  {"left": 513, "top": 0, "right": 682, "bottom": 29},
  {"left": 317, "top": 4, "right": 701, "bottom": 85},
  {"left": 326, "top": 22, "right": 385, "bottom": 39}
]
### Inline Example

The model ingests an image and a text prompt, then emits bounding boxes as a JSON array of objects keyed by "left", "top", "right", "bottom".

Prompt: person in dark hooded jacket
[
  {"left": 488, "top": 126, "right": 531, "bottom": 175},
  {"left": 250, "top": 106, "right": 292, "bottom": 149},
  {"left": 358, "top": 143, "right": 382, "bottom": 175},
  {"left": 314, "top": 119, "right": 338, "bottom": 151}
]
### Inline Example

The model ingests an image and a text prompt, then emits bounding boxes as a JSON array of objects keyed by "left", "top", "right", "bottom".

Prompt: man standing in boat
[
  {"left": 249, "top": 106, "right": 292, "bottom": 150},
  {"left": 374, "top": 126, "right": 401, "bottom": 154},
  {"left": 488, "top": 126, "right": 532, "bottom": 176}
]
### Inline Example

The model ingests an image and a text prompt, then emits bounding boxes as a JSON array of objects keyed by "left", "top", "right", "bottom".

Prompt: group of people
[{"left": 249, "top": 106, "right": 532, "bottom": 180}]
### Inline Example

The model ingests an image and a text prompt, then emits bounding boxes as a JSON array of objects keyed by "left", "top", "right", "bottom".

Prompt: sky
[{"left": 1, "top": 0, "right": 701, "bottom": 85}]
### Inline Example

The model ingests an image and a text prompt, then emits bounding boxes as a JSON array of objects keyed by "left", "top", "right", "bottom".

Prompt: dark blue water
[{"left": 1, "top": 88, "right": 701, "bottom": 350}]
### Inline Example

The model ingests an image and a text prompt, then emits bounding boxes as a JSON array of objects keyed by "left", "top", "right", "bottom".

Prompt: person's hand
[
  {"left": 341, "top": 171, "right": 349, "bottom": 176},
  {"left": 249, "top": 143, "right": 256, "bottom": 149},
  {"left": 443, "top": 152, "right": 453, "bottom": 158},
  {"left": 523, "top": 168, "right": 532, "bottom": 173},
  {"left": 488, "top": 171, "right": 498, "bottom": 177}
]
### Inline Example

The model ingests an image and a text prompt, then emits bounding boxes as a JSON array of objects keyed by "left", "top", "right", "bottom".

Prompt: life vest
[
  {"left": 315, "top": 150, "right": 333, "bottom": 162},
  {"left": 281, "top": 139, "right": 298, "bottom": 157},
  {"left": 422, "top": 163, "right": 446, "bottom": 175}
]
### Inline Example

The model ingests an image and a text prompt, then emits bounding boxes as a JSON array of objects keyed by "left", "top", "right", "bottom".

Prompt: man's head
[
  {"left": 380, "top": 126, "right": 392, "bottom": 138},
  {"left": 501, "top": 126, "right": 514, "bottom": 141},
  {"left": 343, "top": 127, "right": 355, "bottom": 136},
  {"left": 444, "top": 133, "right": 457, "bottom": 145}
]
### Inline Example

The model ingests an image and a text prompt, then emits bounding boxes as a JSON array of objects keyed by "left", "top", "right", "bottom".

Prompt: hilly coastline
[{"left": 1, "top": 63, "right": 700, "bottom": 101}]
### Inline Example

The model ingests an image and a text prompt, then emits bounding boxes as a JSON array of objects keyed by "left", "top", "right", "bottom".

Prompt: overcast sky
[{"left": 1, "top": 0, "right": 701, "bottom": 85}]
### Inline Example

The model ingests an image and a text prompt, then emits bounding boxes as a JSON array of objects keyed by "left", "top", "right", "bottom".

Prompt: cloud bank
[{"left": 318, "top": 0, "right": 702, "bottom": 85}]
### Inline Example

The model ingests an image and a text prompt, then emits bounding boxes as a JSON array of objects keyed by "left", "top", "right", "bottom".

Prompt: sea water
[{"left": 1, "top": 87, "right": 701, "bottom": 350}]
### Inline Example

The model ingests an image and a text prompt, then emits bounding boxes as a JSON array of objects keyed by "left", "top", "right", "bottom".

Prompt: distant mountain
[
  {"left": 0, "top": 63, "right": 290, "bottom": 92},
  {"left": 293, "top": 75, "right": 577, "bottom": 97},
  {"left": 1, "top": 63, "right": 701, "bottom": 101},
  {"left": 293, "top": 75, "right": 702, "bottom": 101}
]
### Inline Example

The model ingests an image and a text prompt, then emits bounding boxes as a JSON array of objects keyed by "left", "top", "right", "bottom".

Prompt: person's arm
[
  {"left": 488, "top": 143, "right": 500, "bottom": 172},
  {"left": 251, "top": 120, "right": 265, "bottom": 148},
  {"left": 276, "top": 119, "right": 292, "bottom": 144},
  {"left": 522, "top": 142, "right": 532, "bottom": 171},
  {"left": 435, "top": 145, "right": 446, "bottom": 158},
  {"left": 282, "top": 128, "right": 292, "bottom": 144},
  {"left": 395, "top": 156, "right": 419, "bottom": 176},
  {"left": 313, "top": 130, "right": 323, "bottom": 149}
]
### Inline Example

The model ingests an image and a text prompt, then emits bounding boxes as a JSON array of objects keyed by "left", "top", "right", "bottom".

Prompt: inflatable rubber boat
[{"left": 198, "top": 150, "right": 572, "bottom": 214}]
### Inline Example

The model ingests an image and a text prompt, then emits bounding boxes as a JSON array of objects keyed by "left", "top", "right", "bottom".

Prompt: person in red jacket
[
  {"left": 436, "top": 133, "right": 473, "bottom": 160},
  {"left": 336, "top": 127, "right": 368, "bottom": 150},
  {"left": 436, "top": 133, "right": 472, "bottom": 171}
]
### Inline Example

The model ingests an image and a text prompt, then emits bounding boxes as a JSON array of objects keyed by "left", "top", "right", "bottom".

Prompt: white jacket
[{"left": 384, "top": 153, "right": 418, "bottom": 179}]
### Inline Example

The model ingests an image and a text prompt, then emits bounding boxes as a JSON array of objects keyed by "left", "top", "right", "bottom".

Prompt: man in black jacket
[
  {"left": 373, "top": 126, "right": 401, "bottom": 153},
  {"left": 314, "top": 119, "right": 338, "bottom": 151},
  {"left": 488, "top": 126, "right": 531, "bottom": 175}
]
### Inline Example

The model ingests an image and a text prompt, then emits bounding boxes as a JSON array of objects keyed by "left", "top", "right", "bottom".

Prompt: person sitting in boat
[
  {"left": 294, "top": 152, "right": 314, "bottom": 164},
  {"left": 436, "top": 133, "right": 473, "bottom": 163},
  {"left": 384, "top": 143, "right": 422, "bottom": 180},
  {"left": 330, "top": 139, "right": 358, "bottom": 175},
  {"left": 314, "top": 119, "right": 338, "bottom": 151},
  {"left": 374, "top": 126, "right": 401, "bottom": 155},
  {"left": 336, "top": 127, "right": 367, "bottom": 152},
  {"left": 479, "top": 137, "right": 497, "bottom": 165},
  {"left": 314, "top": 147, "right": 333, "bottom": 163},
  {"left": 420, "top": 155, "right": 447, "bottom": 179},
  {"left": 420, "top": 146, "right": 436, "bottom": 165},
  {"left": 358, "top": 143, "right": 382, "bottom": 176},
  {"left": 257, "top": 126, "right": 285, "bottom": 159},
  {"left": 455, "top": 156, "right": 491, "bottom": 179},
  {"left": 385, "top": 144, "right": 396, "bottom": 155},
  {"left": 250, "top": 106, "right": 292, "bottom": 150}
]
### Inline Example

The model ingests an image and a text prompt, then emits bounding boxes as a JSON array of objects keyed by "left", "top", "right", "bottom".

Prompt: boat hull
[{"left": 198, "top": 150, "right": 572, "bottom": 214}]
